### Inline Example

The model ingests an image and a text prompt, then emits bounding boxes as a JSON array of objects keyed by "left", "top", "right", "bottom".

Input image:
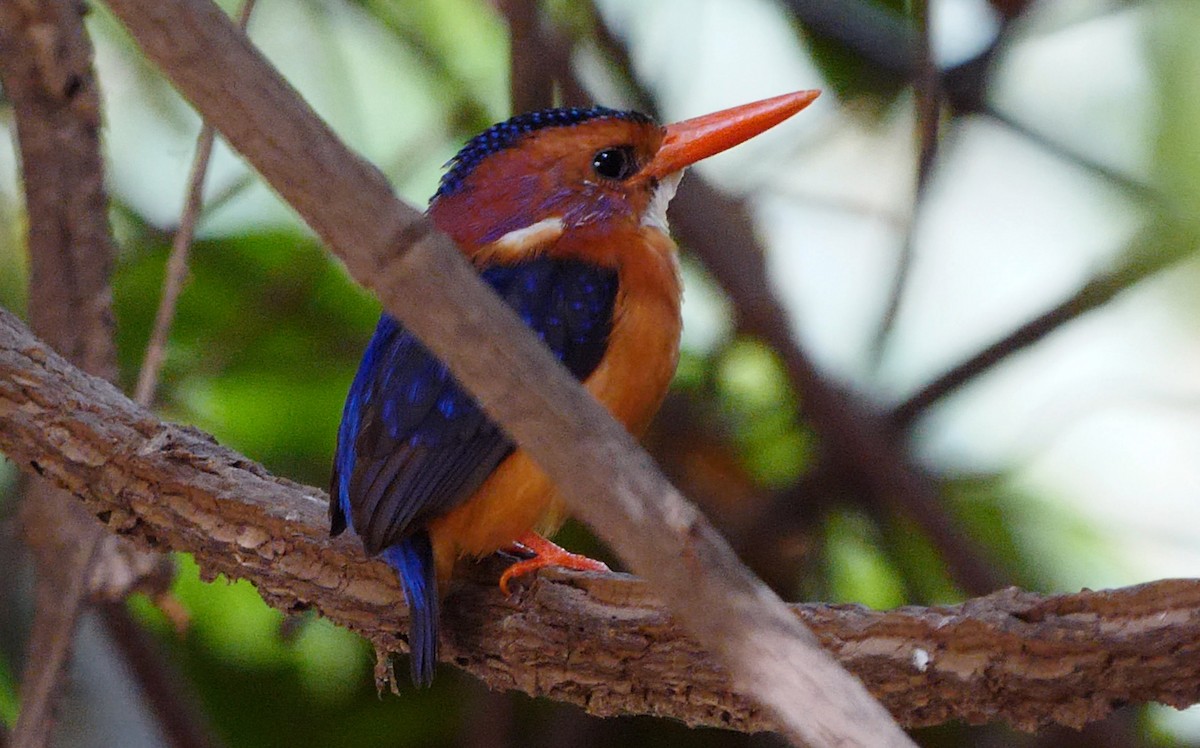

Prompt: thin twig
[
  {"left": 133, "top": 0, "right": 257, "bottom": 407},
  {"left": 869, "top": 0, "right": 941, "bottom": 366},
  {"left": 97, "top": 604, "right": 224, "bottom": 748},
  {"left": 131, "top": 128, "right": 213, "bottom": 406},
  {"left": 890, "top": 223, "right": 1195, "bottom": 428},
  {"left": 11, "top": 522, "right": 102, "bottom": 748},
  {"left": 983, "top": 105, "right": 1160, "bottom": 204}
]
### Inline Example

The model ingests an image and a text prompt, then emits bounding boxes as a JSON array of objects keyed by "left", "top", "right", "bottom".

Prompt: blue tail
[{"left": 382, "top": 532, "right": 439, "bottom": 687}]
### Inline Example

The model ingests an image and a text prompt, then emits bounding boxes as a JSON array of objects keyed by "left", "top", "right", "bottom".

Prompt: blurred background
[{"left": 1, "top": 0, "right": 1199, "bottom": 745}]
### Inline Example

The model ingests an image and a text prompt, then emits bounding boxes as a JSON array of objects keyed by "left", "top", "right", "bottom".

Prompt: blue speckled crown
[{"left": 433, "top": 106, "right": 654, "bottom": 200}]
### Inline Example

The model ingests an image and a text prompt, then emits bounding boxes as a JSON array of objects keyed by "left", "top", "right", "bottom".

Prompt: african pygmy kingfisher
[{"left": 331, "top": 90, "right": 820, "bottom": 686}]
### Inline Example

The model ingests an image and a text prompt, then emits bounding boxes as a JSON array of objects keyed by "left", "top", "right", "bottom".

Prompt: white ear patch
[
  {"left": 641, "top": 170, "right": 684, "bottom": 233},
  {"left": 486, "top": 217, "right": 565, "bottom": 259}
]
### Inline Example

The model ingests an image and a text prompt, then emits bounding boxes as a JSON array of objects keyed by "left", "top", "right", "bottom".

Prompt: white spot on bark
[{"left": 912, "top": 647, "right": 931, "bottom": 672}]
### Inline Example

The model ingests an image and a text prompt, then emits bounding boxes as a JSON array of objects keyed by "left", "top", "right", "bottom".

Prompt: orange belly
[
  {"left": 427, "top": 451, "right": 561, "bottom": 582},
  {"left": 428, "top": 228, "right": 682, "bottom": 584}
]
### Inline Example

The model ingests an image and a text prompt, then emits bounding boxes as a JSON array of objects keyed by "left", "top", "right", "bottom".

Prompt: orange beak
[{"left": 644, "top": 90, "right": 820, "bottom": 179}]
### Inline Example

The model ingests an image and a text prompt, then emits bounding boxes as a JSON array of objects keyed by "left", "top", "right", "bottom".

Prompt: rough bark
[{"left": 1, "top": 308, "right": 1199, "bottom": 733}]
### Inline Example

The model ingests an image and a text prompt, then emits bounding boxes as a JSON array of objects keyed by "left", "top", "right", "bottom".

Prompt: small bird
[{"left": 331, "top": 90, "right": 819, "bottom": 686}]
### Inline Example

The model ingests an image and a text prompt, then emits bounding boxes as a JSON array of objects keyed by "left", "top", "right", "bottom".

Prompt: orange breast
[{"left": 426, "top": 228, "right": 683, "bottom": 583}]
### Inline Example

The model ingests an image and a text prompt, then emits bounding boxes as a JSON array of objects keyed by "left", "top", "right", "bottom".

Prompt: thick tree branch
[
  {"left": 0, "top": 0, "right": 115, "bottom": 378},
  {"left": 95, "top": 1, "right": 911, "bottom": 745},
  {"left": 0, "top": 311, "right": 1199, "bottom": 732}
]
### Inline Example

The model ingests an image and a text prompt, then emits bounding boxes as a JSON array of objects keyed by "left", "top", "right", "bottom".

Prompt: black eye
[{"left": 591, "top": 147, "right": 637, "bottom": 180}]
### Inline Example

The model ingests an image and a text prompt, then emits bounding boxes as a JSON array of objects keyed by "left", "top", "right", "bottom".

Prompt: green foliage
[
  {"left": 823, "top": 509, "right": 909, "bottom": 608},
  {"left": 715, "top": 340, "right": 816, "bottom": 487},
  {"left": 787, "top": 0, "right": 910, "bottom": 102},
  {"left": 0, "top": 647, "right": 17, "bottom": 729},
  {"left": 1149, "top": 2, "right": 1200, "bottom": 219},
  {"left": 0, "top": 190, "right": 27, "bottom": 317},
  {"left": 113, "top": 230, "right": 376, "bottom": 482},
  {"left": 132, "top": 557, "right": 462, "bottom": 748}
]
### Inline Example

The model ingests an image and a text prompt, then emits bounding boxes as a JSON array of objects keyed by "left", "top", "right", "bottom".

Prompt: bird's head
[{"left": 428, "top": 90, "right": 820, "bottom": 265}]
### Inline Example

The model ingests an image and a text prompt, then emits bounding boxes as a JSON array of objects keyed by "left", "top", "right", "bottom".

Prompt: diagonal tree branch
[
  {"left": 94, "top": 0, "right": 911, "bottom": 745},
  {"left": 583, "top": 7, "right": 1007, "bottom": 598},
  {"left": 0, "top": 309, "right": 1199, "bottom": 732}
]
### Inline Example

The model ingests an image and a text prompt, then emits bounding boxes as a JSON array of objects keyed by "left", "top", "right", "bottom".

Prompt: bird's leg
[{"left": 498, "top": 532, "right": 610, "bottom": 595}]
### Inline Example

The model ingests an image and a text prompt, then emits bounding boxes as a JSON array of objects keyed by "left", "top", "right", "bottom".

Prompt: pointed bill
[{"left": 643, "top": 90, "right": 820, "bottom": 179}]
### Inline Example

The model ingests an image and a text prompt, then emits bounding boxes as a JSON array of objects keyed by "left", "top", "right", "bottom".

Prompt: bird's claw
[{"left": 499, "top": 533, "right": 610, "bottom": 595}]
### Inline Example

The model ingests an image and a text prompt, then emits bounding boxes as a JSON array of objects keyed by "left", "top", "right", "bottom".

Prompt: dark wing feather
[{"left": 330, "top": 258, "right": 618, "bottom": 555}]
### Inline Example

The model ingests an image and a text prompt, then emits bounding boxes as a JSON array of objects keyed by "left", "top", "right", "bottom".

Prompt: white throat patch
[{"left": 640, "top": 170, "right": 684, "bottom": 234}]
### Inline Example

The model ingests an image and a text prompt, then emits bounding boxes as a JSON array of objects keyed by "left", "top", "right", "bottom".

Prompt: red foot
[{"left": 499, "top": 532, "right": 610, "bottom": 595}]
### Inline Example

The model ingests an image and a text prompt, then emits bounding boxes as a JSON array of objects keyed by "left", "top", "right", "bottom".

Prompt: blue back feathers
[
  {"left": 331, "top": 257, "right": 618, "bottom": 555},
  {"left": 331, "top": 257, "right": 617, "bottom": 686},
  {"left": 434, "top": 106, "right": 654, "bottom": 199}
]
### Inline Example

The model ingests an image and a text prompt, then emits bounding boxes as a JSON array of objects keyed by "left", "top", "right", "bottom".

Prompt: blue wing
[{"left": 330, "top": 257, "right": 619, "bottom": 555}]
